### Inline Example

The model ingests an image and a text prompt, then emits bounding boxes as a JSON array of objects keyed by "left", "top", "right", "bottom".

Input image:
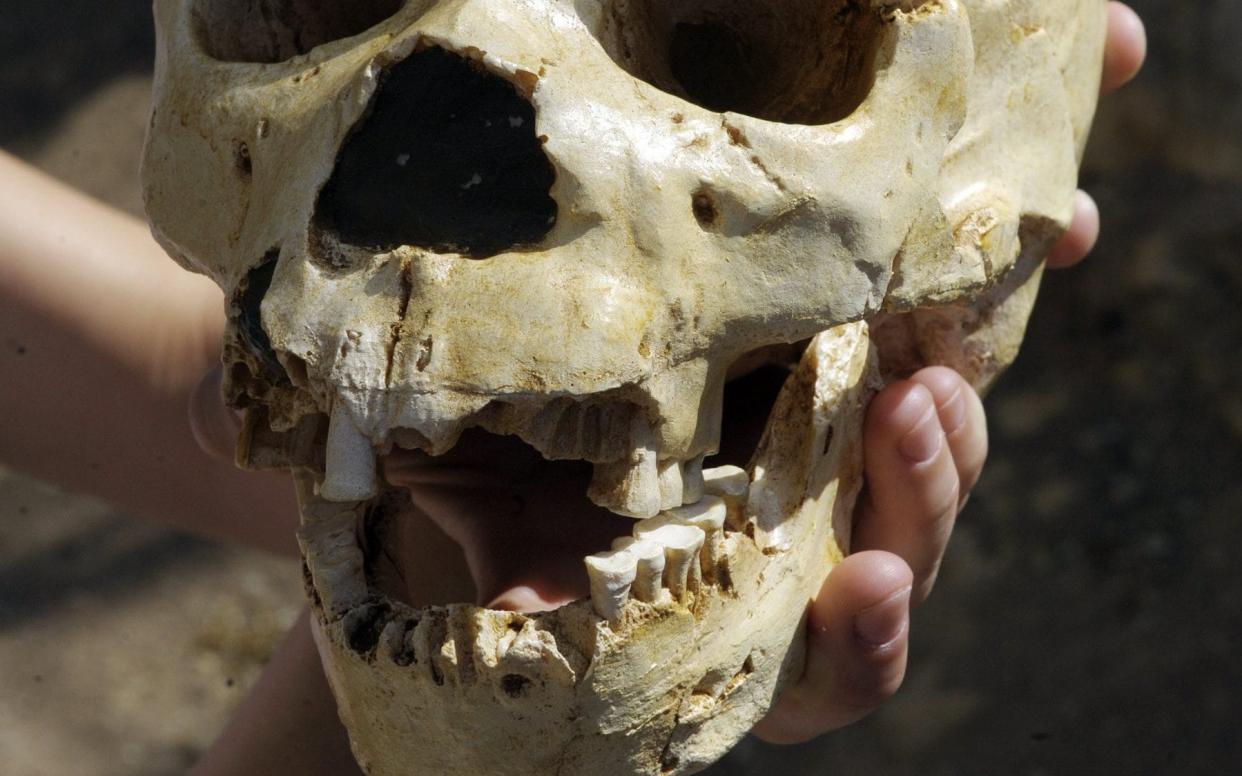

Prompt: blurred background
[{"left": 0, "top": 1, "right": 1237, "bottom": 773}]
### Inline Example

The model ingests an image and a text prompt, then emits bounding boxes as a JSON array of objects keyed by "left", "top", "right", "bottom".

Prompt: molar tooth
[
  {"left": 632, "top": 523, "right": 705, "bottom": 602},
  {"left": 663, "top": 496, "right": 728, "bottom": 577},
  {"left": 585, "top": 548, "right": 637, "bottom": 621},
  {"left": 682, "top": 456, "right": 705, "bottom": 504},
  {"left": 322, "top": 403, "right": 379, "bottom": 502},
  {"left": 702, "top": 465, "right": 750, "bottom": 530},
  {"left": 657, "top": 459, "right": 684, "bottom": 511},
  {"left": 611, "top": 537, "right": 666, "bottom": 603}
]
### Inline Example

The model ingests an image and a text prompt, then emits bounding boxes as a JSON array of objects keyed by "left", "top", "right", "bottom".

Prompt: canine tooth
[
  {"left": 588, "top": 448, "right": 661, "bottom": 518},
  {"left": 657, "top": 459, "right": 684, "bottom": 511},
  {"left": 702, "top": 465, "right": 749, "bottom": 529},
  {"left": 632, "top": 523, "right": 705, "bottom": 602},
  {"left": 611, "top": 537, "right": 665, "bottom": 603},
  {"left": 664, "top": 496, "right": 728, "bottom": 575},
  {"left": 585, "top": 548, "right": 638, "bottom": 621},
  {"left": 321, "top": 403, "right": 378, "bottom": 502},
  {"left": 682, "top": 456, "right": 705, "bottom": 504}
]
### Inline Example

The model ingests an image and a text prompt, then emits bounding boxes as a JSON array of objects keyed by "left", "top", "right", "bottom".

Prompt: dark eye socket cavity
[
  {"left": 314, "top": 47, "right": 558, "bottom": 259},
  {"left": 194, "top": 0, "right": 405, "bottom": 64}
]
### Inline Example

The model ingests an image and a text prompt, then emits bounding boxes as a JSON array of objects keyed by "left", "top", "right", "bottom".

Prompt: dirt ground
[{"left": 1, "top": 1, "right": 1238, "bottom": 774}]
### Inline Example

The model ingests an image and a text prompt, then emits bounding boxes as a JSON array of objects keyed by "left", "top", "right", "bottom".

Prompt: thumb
[
  {"left": 752, "top": 551, "right": 913, "bottom": 744},
  {"left": 188, "top": 364, "right": 240, "bottom": 461}
]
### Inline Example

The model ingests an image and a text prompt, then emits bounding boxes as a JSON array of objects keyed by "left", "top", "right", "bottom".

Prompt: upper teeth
[{"left": 321, "top": 403, "right": 379, "bottom": 502}]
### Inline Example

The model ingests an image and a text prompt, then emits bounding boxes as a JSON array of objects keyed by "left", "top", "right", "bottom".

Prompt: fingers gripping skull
[{"left": 143, "top": 1, "right": 1104, "bottom": 774}]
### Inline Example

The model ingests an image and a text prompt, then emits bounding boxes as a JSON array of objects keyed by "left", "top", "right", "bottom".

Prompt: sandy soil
[{"left": 1, "top": 1, "right": 1239, "bottom": 774}]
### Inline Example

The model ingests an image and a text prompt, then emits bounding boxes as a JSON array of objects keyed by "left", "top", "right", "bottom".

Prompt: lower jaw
[{"left": 295, "top": 321, "right": 875, "bottom": 776}]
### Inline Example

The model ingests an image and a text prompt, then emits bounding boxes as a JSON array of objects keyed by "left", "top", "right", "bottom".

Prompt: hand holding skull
[{"left": 149, "top": 0, "right": 1141, "bottom": 772}]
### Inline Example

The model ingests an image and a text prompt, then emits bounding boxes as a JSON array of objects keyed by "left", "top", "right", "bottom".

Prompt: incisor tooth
[
  {"left": 632, "top": 523, "right": 705, "bottom": 602},
  {"left": 663, "top": 496, "right": 727, "bottom": 576},
  {"left": 321, "top": 403, "right": 378, "bottom": 502},
  {"left": 682, "top": 456, "right": 705, "bottom": 504},
  {"left": 702, "top": 465, "right": 749, "bottom": 529},
  {"left": 657, "top": 459, "right": 683, "bottom": 511},
  {"left": 611, "top": 537, "right": 665, "bottom": 603},
  {"left": 585, "top": 548, "right": 637, "bottom": 621}
]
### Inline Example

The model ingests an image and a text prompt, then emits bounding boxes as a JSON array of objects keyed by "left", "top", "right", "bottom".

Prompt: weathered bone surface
[{"left": 143, "top": 0, "right": 1105, "bottom": 773}]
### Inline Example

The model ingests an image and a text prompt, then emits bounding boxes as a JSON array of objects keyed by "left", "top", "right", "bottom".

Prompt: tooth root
[
  {"left": 588, "top": 448, "right": 661, "bottom": 518},
  {"left": 681, "top": 456, "right": 705, "bottom": 504},
  {"left": 657, "top": 459, "right": 684, "bottom": 511},
  {"left": 321, "top": 403, "right": 378, "bottom": 502},
  {"left": 663, "top": 496, "right": 728, "bottom": 578},
  {"left": 702, "top": 465, "right": 750, "bottom": 530},
  {"left": 585, "top": 548, "right": 637, "bottom": 621},
  {"left": 611, "top": 537, "right": 666, "bottom": 603},
  {"left": 632, "top": 523, "right": 705, "bottom": 602}
]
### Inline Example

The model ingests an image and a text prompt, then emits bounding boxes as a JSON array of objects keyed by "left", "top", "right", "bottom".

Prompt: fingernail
[
  {"left": 938, "top": 387, "right": 967, "bottom": 435},
  {"left": 854, "top": 586, "right": 911, "bottom": 648},
  {"left": 899, "top": 406, "right": 943, "bottom": 463}
]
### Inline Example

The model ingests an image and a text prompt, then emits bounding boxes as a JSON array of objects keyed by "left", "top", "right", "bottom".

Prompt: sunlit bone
[
  {"left": 585, "top": 548, "right": 638, "bottom": 620},
  {"left": 321, "top": 403, "right": 378, "bottom": 502},
  {"left": 681, "top": 456, "right": 706, "bottom": 505},
  {"left": 142, "top": 0, "right": 1107, "bottom": 771},
  {"left": 702, "top": 466, "right": 750, "bottom": 530},
  {"left": 612, "top": 537, "right": 667, "bottom": 603},
  {"left": 658, "top": 459, "right": 685, "bottom": 511},
  {"left": 633, "top": 522, "right": 707, "bottom": 602}
]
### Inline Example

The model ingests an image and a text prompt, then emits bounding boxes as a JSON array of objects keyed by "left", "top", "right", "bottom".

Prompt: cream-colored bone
[
  {"left": 585, "top": 548, "right": 638, "bottom": 621},
  {"left": 143, "top": 0, "right": 1106, "bottom": 770},
  {"left": 662, "top": 496, "right": 728, "bottom": 575},
  {"left": 681, "top": 456, "right": 706, "bottom": 505},
  {"left": 321, "top": 403, "right": 377, "bottom": 502},
  {"left": 702, "top": 466, "right": 750, "bottom": 530},
  {"left": 588, "top": 448, "right": 661, "bottom": 519},
  {"left": 294, "top": 474, "right": 367, "bottom": 615},
  {"left": 657, "top": 459, "right": 684, "bottom": 511},
  {"left": 632, "top": 522, "right": 706, "bottom": 602},
  {"left": 611, "top": 537, "right": 666, "bottom": 603}
]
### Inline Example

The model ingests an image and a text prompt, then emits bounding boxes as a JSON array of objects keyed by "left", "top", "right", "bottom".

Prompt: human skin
[{"left": 0, "top": 4, "right": 1144, "bottom": 771}]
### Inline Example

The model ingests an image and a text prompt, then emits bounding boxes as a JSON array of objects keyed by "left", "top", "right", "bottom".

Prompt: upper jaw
[{"left": 297, "top": 321, "right": 876, "bottom": 776}]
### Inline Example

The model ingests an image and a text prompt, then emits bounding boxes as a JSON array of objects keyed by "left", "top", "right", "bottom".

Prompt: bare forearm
[
  {"left": 0, "top": 150, "right": 298, "bottom": 554},
  {"left": 190, "top": 609, "right": 364, "bottom": 776}
]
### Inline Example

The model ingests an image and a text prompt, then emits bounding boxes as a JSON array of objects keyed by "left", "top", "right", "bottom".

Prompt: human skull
[{"left": 142, "top": 1, "right": 1105, "bottom": 773}]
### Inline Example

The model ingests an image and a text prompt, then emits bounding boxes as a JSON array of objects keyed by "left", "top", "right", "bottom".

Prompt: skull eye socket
[
  {"left": 193, "top": 0, "right": 404, "bottom": 63},
  {"left": 596, "top": 0, "right": 896, "bottom": 125},
  {"left": 314, "top": 47, "right": 558, "bottom": 259}
]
